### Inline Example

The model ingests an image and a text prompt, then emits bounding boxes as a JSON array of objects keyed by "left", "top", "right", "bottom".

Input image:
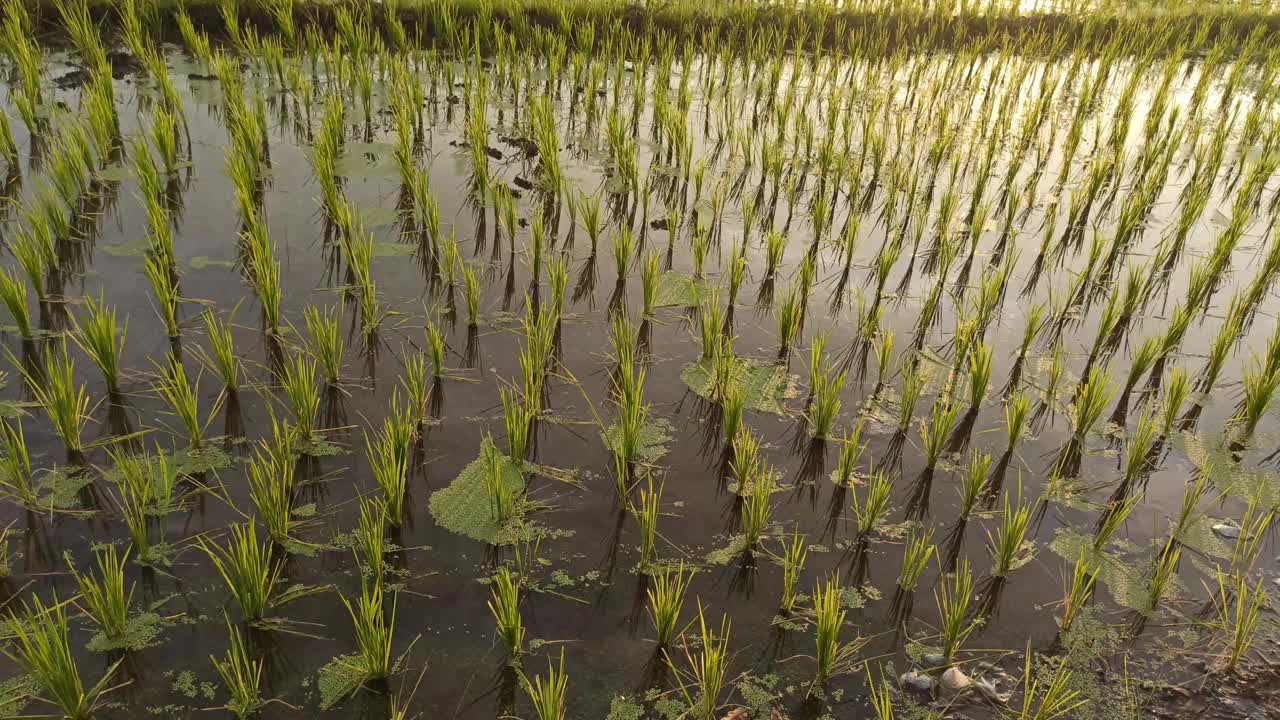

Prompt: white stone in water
[
  {"left": 1212, "top": 521, "right": 1241, "bottom": 539},
  {"left": 900, "top": 670, "right": 936, "bottom": 694},
  {"left": 940, "top": 666, "right": 974, "bottom": 693}
]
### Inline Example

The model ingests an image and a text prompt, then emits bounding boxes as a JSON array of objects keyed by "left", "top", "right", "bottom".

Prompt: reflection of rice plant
[
  {"left": 647, "top": 562, "right": 693, "bottom": 646},
  {"left": 488, "top": 566, "right": 524, "bottom": 657}
]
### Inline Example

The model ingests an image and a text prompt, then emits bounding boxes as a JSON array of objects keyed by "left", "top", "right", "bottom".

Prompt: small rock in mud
[
  {"left": 650, "top": 217, "right": 669, "bottom": 230},
  {"left": 107, "top": 51, "right": 144, "bottom": 79},
  {"left": 513, "top": 175, "right": 534, "bottom": 190},
  {"left": 486, "top": 145, "right": 504, "bottom": 160},
  {"left": 900, "top": 670, "right": 936, "bottom": 694},
  {"left": 940, "top": 666, "right": 973, "bottom": 693},
  {"left": 54, "top": 68, "right": 92, "bottom": 89},
  {"left": 1212, "top": 520, "right": 1241, "bottom": 539},
  {"left": 188, "top": 73, "right": 218, "bottom": 81},
  {"left": 921, "top": 653, "right": 948, "bottom": 669}
]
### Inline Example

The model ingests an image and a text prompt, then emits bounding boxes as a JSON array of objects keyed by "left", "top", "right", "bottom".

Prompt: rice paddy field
[{"left": 4, "top": 0, "right": 1280, "bottom": 718}]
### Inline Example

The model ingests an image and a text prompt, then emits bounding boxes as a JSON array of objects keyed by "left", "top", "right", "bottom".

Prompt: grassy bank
[{"left": 28, "top": 0, "right": 1280, "bottom": 57}]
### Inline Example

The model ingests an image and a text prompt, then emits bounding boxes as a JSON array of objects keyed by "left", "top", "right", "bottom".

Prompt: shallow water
[{"left": 0, "top": 39, "right": 1278, "bottom": 719}]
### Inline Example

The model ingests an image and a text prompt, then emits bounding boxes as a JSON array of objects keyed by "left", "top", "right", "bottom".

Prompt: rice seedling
[
  {"left": 20, "top": 341, "right": 91, "bottom": 455},
  {"left": 488, "top": 566, "right": 525, "bottom": 658},
  {"left": 775, "top": 281, "right": 803, "bottom": 362},
  {"left": 920, "top": 400, "right": 959, "bottom": 472},
  {"left": 367, "top": 399, "right": 413, "bottom": 526},
  {"left": 647, "top": 562, "right": 693, "bottom": 646},
  {"left": 0, "top": 267, "right": 33, "bottom": 339},
  {"left": 806, "top": 364, "right": 847, "bottom": 440},
  {"left": 851, "top": 469, "right": 893, "bottom": 544},
  {"left": 68, "top": 544, "right": 132, "bottom": 648},
  {"left": 522, "top": 648, "right": 569, "bottom": 720},
  {"left": 426, "top": 318, "right": 447, "bottom": 378},
  {"left": 867, "top": 665, "right": 896, "bottom": 720},
  {"left": 212, "top": 619, "right": 266, "bottom": 719},
  {"left": 1058, "top": 551, "right": 1098, "bottom": 635},
  {"left": 305, "top": 304, "right": 344, "bottom": 386},
  {"left": 990, "top": 482, "right": 1034, "bottom": 577},
  {"left": 1232, "top": 355, "right": 1280, "bottom": 445},
  {"left": 156, "top": 358, "right": 214, "bottom": 451},
  {"left": 1143, "top": 545, "right": 1182, "bottom": 617},
  {"left": 1211, "top": 569, "right": 1266, "bottom": 673},
  {"left": 898, "top": 529, "right": 935, "bottom": 592},
  {"left": 741, "top": 465, "right": 775, "bottom": 550},
  {"left": 1050, "top": 368, "right": 1114, "bottom": 480},
  {"left": 1013, "top": 640, "right": 1086, "bottom": 720},
  {"left": 10, "top": 223, "right": 55, "bottom": 302},
  {"left": 779, "top": 529, "right": 807, "bottom": 613},
  {"left": 341, "top": 579, "right": 397, "bottom": 682},
  {"left": 71, "top": 295, "right": 127, "bottom": 394},
  {"left": 279, "top": 354, "right": 320, "bottom": 440},
  {"left": 830, "top": 422, "right": 866, "bottom": 488},
  {"left": 0, "top": 419, "right": 37, "bottom": 506},
  {"left": 665, "top": 605, "right": 731, "bottom": 720},
  {"left": 633, "top": 473, "right": 663, "bottom": 566},
  {"left": 936, "top": 558, "right": 978, "bottom": 662},
  {"left": 5, "top": 595, "right": 117, "bottom": 720},
  {"left": 144, "top": 253, "right": 181, "bottom": 339},
  {"left": 199, "top": 522, "right": 290, "bottom": 623},
  {"left": 812, "top": 572, "right": 865, "bottom": 687},
  {"left": 959, "top": 451, "right": 991, "bottom": 519}
]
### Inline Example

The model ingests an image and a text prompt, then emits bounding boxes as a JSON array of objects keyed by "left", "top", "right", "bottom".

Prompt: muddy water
[{"left": 0, "top": 45, "right": 1277, "bottom": 719}]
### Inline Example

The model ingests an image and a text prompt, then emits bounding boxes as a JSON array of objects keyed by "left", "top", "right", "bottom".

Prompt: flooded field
[{"left": 1, "top": 1, "right": 1280, "bottom": 719}]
